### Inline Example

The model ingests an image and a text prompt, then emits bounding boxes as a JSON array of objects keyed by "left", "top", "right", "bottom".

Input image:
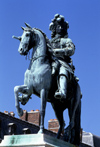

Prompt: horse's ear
[
  {"left": 25, "top": 22, "right": 32, "bottom": 29},
  {"left": 21, "top": 26, "right": 25, "bottom": 30}
]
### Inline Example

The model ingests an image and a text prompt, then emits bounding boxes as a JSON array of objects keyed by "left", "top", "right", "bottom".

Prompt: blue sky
[{"left": 0, "top": 0, "right": 100, "bottom": 136}]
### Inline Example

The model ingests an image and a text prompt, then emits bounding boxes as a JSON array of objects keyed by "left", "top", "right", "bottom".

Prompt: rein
[{"left": 30, "top": 55, "right": 47, "bottom": 62}]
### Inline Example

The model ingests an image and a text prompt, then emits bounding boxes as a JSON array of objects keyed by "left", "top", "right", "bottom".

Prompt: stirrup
[{"left": 54, "top": 90, "right": 66, "bottom": 100}]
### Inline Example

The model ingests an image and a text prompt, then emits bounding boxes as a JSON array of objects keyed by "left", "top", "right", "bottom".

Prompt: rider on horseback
[{"left": 49, "top": 14, "right": 76, "bottom": 101}]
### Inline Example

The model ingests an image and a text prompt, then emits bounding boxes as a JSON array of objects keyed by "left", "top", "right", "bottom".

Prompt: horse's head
[{"left": 13, "top": 23, "right": 35, "bottom": 56}]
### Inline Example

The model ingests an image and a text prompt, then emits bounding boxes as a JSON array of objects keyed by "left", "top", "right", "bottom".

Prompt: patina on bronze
[{"left": 13, "top": 14, "right": 81, "bottom": 146}]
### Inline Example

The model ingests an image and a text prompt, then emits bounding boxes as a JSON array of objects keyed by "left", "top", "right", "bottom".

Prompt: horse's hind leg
[
  {"left": 51, "top": 103, "right": 65, "bottom": 139},
  {"left": 69, "top": 83, "right": 81, "bottom": 129},
  {"left": 38, "top": 89, "right": 48, "bottom": 134},
  {"left": 68, "top": 83, "right": 81, "bottom": 144},
  {"left": 56, "top": 110, "right": 65, "bottom": 139},
  {"left": 14, "top": 85, "right": 31, "bottom": 117}
]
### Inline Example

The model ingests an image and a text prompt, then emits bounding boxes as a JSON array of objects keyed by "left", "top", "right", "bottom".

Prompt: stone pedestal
[{"left": 0, "top": 134, "right": 76, "bottom": 147}]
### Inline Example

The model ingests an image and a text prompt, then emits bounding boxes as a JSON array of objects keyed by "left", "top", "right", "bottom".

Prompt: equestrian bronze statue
[{"left": 13, "top": 14, "right": 82, "bottom": 146}]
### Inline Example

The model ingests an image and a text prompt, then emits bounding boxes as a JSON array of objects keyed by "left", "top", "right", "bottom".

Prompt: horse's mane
[
  {"left": 34, "top": 28, "right": 47, "bottom": 38},
  {"left": 33, "top": 28, "right": 52, "bottom": 50}
]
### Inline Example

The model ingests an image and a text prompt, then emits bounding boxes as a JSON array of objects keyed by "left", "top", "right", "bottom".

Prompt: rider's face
[{"left": 56, "top": 24, "right": 63, "bottom": 36}]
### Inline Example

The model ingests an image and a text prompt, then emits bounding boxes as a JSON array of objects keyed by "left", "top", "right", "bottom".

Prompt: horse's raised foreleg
[
  {"left": 14, "top": 85, "right": 30, "bottom": 117},
  {"left": 38, "top": 89, "right": 48, "bottom": 134}
]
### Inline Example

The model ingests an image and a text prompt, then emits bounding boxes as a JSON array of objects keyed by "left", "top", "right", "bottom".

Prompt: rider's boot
[{"left": 54, "top": 75, "right": 67, "bottom": 101}]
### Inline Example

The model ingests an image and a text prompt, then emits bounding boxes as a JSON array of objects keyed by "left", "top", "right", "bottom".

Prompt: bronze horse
[{"left": 13, "top": 23, "right": 81, "bottom": 145}]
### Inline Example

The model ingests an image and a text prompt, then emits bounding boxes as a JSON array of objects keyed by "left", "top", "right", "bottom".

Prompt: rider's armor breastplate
[
  {"left": 50, "top": 37, "right": 74, "bottom": 75},
  {"left": 51, "top": 38, "right": 71, "bottom": 63}
]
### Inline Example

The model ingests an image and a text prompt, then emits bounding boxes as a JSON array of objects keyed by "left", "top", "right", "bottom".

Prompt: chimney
[
  {"left": 27, "top": 110, "right": 40, "bottom": 126},
  {"left": 10, "top": 112, "right": 15, "bottom": 117},
  {"left": 4, "top": 111, "right": 9, "bottom": 115},
  {"left": 4, "top": 111, "right": 15, "bottom": 117},
  {"left": 48, "top": 119, "right": 59, "bottom": 133}
]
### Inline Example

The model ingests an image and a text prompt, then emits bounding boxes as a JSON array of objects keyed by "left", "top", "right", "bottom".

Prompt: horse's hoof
[{"left": 38, "top": 129, "right": 44, "bottom": 134}]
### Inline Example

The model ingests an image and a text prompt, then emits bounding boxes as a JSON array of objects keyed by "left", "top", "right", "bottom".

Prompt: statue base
[{"left": 0, "top": 134, "right": 76, "bottom": 147}]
